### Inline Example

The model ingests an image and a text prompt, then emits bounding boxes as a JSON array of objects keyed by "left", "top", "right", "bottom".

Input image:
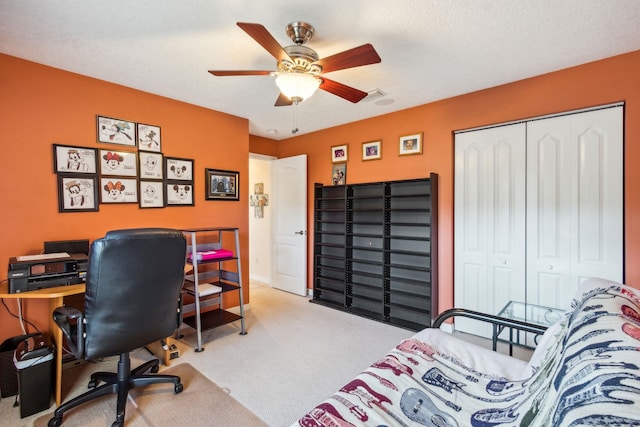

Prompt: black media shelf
[{"left": 312, "top": 174, "right": 438, "bottom": 331}]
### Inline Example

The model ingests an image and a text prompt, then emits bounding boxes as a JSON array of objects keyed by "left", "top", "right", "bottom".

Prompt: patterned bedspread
[{"left": 293, "top": 279, "right": 640, "bottom": 426}]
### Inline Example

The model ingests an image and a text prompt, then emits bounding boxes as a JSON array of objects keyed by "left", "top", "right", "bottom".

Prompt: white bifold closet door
[
  {"left": 454, "top": 105, "right": 623, "bottom": 338},
  {"left": 526, "top": 107, "right": 623, "bottom": 309},
  {"left": 454, "top": 123, "right": 527, "bottom": 337}
]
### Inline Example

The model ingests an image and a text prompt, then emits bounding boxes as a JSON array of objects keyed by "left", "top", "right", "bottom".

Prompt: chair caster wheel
[
  {"left": 150, "top": 365, "right": 159, "bottom": 374},
  {"left": 88, "top": 379, "right": 98, "bottom": 388},
  {"left": 48, "top": 417, "right": 62, "bottom": 427},
  {"left": 111, "top": 421, "right": 124, "bottom": 427},
  {"left": 175, "top": 382, "right": 184, "bottom": 394}
]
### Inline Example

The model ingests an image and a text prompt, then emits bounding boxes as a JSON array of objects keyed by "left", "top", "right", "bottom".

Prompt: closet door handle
[{"left": 294, "top": 230, "right": 306, "bottom": 235}]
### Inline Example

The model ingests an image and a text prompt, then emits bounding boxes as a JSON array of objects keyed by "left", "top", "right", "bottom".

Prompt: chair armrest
[
  {"left": 432, "top": 308, "right": 548, "bottom": 335},
  {"left": 52, "top": 306, "right": 84, "bottom": 359}
]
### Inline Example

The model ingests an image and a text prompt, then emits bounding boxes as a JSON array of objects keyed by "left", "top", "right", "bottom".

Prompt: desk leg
[{"left": 48, "top": 297, "right": 64, "bottom": 406}]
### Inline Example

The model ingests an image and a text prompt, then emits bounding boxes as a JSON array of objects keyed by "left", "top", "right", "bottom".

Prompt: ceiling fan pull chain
[{"left": 292, "top": 102, "right": 299, "bottom": 134}]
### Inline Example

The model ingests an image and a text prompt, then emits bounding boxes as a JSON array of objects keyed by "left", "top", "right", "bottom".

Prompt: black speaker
[{"left": 43, "top": 239, "right": 89, "bottom": 255}]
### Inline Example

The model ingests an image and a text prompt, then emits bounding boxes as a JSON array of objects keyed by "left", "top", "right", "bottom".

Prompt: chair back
[{"left": 83, "top": 228, "right": 186, "bottom": 359}]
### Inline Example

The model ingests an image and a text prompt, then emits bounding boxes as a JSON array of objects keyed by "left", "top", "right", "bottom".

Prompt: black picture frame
[
  {"left": 57, "top": 175, "right": 99, "bottom": 212},
  {"left": 165, "top": 156, "right": 194, "bottom": 181},
  {"left": 96, "top": 115, "right": 136, "bottom": 146},
  {"left": 139, "top": 180, "right": 165, "bottom": 208},
  {"left": 205, "top": 168, "right": 239, "bottom": 201},
  {"left": 166, "top": 182, "right": 194, "bottom": 206},
  {"left": 136, "top": 122, "right": 161, "bottom": 152},
  {"left": 100, "top": 177, "right": 139, "bottom": 204},
  {"left": 53, "top": 144, "right": 98, "bottom": 174},
  {"left": 139, "top": 152, "right": 163, "bottom": 180}
]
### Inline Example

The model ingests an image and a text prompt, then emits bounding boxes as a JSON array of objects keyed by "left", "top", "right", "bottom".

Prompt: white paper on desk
[{"left": 16, "top": 252, "right": 70, "bottom": 261}]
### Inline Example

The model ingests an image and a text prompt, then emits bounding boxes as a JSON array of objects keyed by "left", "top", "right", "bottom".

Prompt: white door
[
  {"left": 271, "top": 154, "right": 308, "bottom": 296},
  {"left": 454, "top": 123, "right": 527, "bottom": 337},
  {"left": 526, "top": 107, "right": 624, "bottom": 309}
]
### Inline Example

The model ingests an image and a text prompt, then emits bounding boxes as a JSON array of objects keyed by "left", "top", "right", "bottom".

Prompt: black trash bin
[
  {"left": 0, "top": 333, "right": 40, "bottom": 398},
  {"left": 13, "top": 334, "right": 54, "bottom": 418}
]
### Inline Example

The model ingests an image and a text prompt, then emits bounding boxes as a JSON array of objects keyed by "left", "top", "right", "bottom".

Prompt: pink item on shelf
[{"left": 188, "top": 249, "right": 233, "bottom": 261}]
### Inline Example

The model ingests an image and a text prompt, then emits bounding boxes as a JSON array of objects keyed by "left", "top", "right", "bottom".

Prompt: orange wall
[
  {"left": 269, "top": 50, "right": 640, "bottom": 313},
  {"left": 0, "top": 54, "right": 250, "bottom": 341}
]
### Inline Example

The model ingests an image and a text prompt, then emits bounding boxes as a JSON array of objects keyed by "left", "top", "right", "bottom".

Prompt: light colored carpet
[{"left": 32, "top": 362, "right": 267, "bottom": 427}]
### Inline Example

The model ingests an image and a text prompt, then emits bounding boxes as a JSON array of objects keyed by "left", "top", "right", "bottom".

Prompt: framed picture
[
  {"left": 166, "top": 183, "right": 194, "bottom": 206},
  {"left": 99, "top": 149, "right": 138, "bottom": 177},
  {"left": 331, "top": 144, "right": 348, "bottom": 163},
  {"left": 137, "top": 123, "right": 161, "bottom": 152},
  {"left": 362, "top": 140, "right": 382, "bottom": 161},
  {"left": 100, "top": 177, "right": 138, "bottom": 203},
  {"left": 205, "top": 168, "right": 239, "bottom": 201},
  {"left": 57, "top": 175, "right": 99, "bottom": 212},
  {"left": 53, "top": 144, "right": 98, "bottom": 174},
  {"left": 165, "top": 157, "right": 194, "bottom": 181},
  {"left": 97, "top": 115, "right": 136, "bottom": 146},
  {"left": 399, "top": 132, "right": 423, "bottom": 156},
  {"left": 250, "top": 194, "right": 269, "bottom": 207},
  {"left": 139, "top": 180, "right": 165, "bottom": 208},
  {"left": 331, "top": 163, "right": 347, "bottom": 186},
  {"left": 139, "top": 152, "right": 163, "bottom": 179},
  {"left": 254, "top": 182, "right": 264, "bottom": 194}
]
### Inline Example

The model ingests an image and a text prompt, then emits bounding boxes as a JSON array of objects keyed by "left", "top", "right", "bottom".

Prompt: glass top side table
[{"left": 493, "top": 301, "right": 564, "bottom": 355}]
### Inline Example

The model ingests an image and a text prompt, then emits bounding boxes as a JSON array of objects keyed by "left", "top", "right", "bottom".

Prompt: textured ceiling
[{"left": 1, "top": 0, "right": 639, "bottom": 140}]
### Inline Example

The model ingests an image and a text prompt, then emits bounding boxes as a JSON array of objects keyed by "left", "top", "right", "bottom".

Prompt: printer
[{"left": 8, "top": 253, "right": 88, "bottom": 293}]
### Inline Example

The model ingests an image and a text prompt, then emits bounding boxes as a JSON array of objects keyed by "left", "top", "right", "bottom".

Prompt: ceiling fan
[{"left": 208, "top": 21, "right": 382, "bottom": 106}]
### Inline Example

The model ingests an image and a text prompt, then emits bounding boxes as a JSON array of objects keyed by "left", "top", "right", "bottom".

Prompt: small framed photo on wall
[
  {"left": 399, "top": 132, "right": 423, "bottom": 156},
  {"left": 97, "top": 115, "right": 136, "bottom": 146},
  {"left": 331, "top": 163, "right": 347, "bottom": 185},
  {"left": 362, "top": 140, "right": 382, "bottom": 161},
  {"left": 57, "top": 175, "right": 99, "bottom": 212},
  {"left": 205, "top": 168, "right": 239, "bottom": 201},
  {"left": 331, "top": 144, "right": 348, "bottom": 163},
  {"left": 53, "top": 144, "right": 98, "bottom": 174},
  {"left": 137, "top": 123, "right": 161, "bottom": 152}
]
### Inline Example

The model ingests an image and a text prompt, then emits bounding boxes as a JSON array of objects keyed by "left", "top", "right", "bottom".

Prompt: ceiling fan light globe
[{"left": 275, "top": 73, "right": 320, "bottom": 102}]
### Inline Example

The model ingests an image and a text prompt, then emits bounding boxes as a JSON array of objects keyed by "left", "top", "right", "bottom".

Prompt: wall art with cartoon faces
[
  {"left": 139, "top": 180, "right": 164, "bottom": 208},
  {"left": 53, "top": 144, "right": 98, "bottom": 174},
  {"left": 99, "top": 150, "right": 138, "bottom": 177},
  {"left": 57, "top": 175, "right": 99, "bottom": 212},
  {"left": 100, "top": 178, "right": 138, "bottom": 203},
  {"left": 139, "top": 152, "right": 163, "bottom": 179},
  {"left": 165, "top": 157, "right": 193, "bottom": 181},
  {"left": 97, "top": 115, "right": 136, "bottom": 146},
  {"left": 166, "top": 183, "right": 193, "bottom": 206},
  {"left": 137, "top": 123, "right": 161, "bottom": 153}
]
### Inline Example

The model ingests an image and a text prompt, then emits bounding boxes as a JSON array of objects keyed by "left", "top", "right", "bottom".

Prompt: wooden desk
[{"left": 0, "top": 283, "right": 85, "bottom": 406}]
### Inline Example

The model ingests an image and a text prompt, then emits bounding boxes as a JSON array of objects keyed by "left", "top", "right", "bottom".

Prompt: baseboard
[
  {"left": 227, "top": 303, "right": 251, "bottom": 314},
  {"left": 249, "top": 273, "right": 270, "bottom": 284}
]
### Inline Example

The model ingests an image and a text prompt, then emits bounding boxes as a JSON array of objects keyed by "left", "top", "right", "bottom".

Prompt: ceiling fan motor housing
[
  {"left": 280, "top": 45, "right": 322, "bottom": 74},
  {"left": 286, "top": 21, "right": 314, "bottom": 45}
]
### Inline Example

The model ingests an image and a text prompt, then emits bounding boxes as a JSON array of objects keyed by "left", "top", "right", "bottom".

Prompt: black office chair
[{"left": 48, "top": 228, "right": 187, "bottom": 427}]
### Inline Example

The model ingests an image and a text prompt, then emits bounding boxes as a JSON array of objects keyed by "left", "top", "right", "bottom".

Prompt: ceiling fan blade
[
  {"left": 314, "top": 44, "right": 381, "bottom": 73},
  {"left": 237, "top": 22, "right": 292, "bottom": 63},
  {"left": 319, "top": 77, "right": 368, "bottom": 103},
  {"left": 208, "top": 70, "right": 272, "bottom": 76},
  {"left": 275, "top": 92, "right": 293, "bottom": 107}
]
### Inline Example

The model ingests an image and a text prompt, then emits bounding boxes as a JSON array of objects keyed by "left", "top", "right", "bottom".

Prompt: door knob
[{"left": 294, "top": 230, "right": 305, "bottom": 235}]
